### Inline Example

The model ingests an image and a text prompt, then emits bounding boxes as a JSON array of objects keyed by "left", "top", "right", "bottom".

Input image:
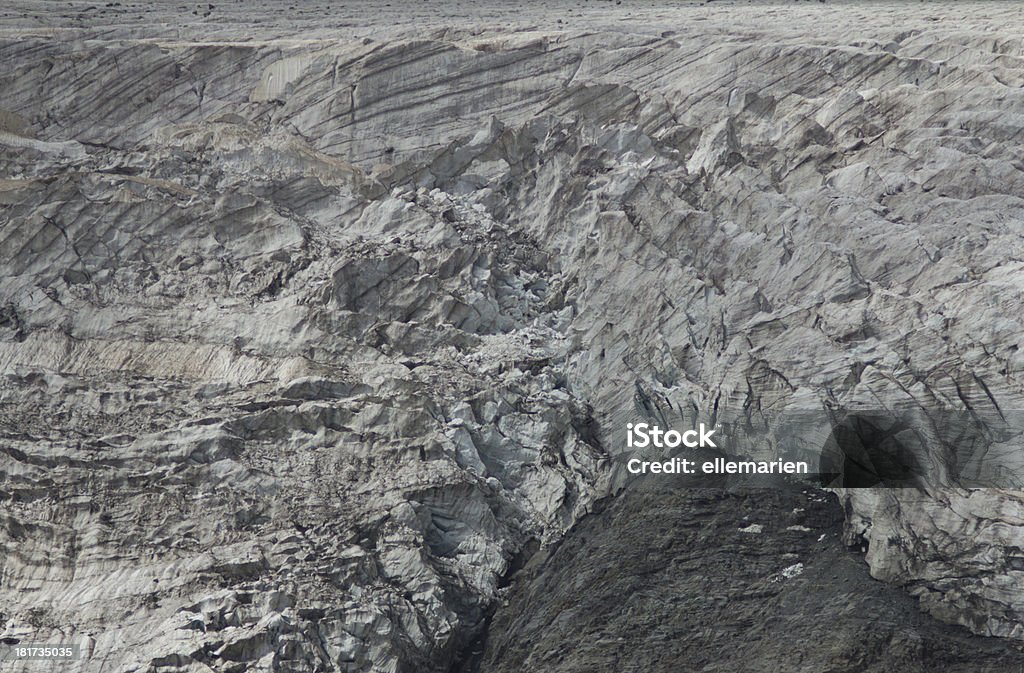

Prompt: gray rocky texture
[
  {"left": 3, "top": 0, "right": 1024, "bottom": 671},
  {"left": 477, "top": 487, "right": 1024, "bottom": 673}
]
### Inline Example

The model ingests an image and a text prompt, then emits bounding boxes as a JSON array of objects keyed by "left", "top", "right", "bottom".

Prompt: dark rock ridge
[
  {"left": 2, "top": 1, "right": 1024, "bottom": 671},
  {"left": 478, "top": 487, "right": 1024, "bottom": 673}
]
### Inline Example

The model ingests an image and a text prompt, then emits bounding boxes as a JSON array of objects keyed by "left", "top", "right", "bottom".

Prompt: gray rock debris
[{"left": 478, "top": 488, "right": 1024, "bottom": 673}]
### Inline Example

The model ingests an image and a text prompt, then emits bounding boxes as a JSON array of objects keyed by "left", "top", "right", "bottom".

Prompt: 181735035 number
[{"left": 0, "top": 643, "right": 81, "bottom": 660}]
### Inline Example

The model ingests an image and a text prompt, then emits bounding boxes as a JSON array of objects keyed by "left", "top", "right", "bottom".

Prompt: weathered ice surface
[{"left": 3, "top": 1, "right": 1024, "bottom": 671}]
